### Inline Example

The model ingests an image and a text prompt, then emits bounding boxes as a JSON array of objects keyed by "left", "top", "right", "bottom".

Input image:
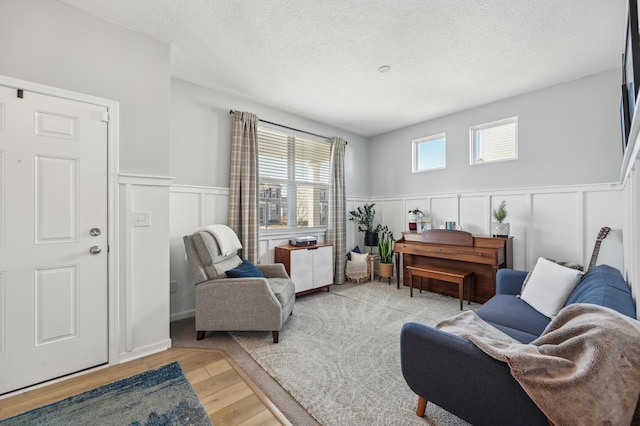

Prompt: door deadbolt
[
  {"left": 90, "top": 228, "right": 101, "bottom": 236},
  {"left": 90, "top": 246, "right": 102, "bottom": 255}
]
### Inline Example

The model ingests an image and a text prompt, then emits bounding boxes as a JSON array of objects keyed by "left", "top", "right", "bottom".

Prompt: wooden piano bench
[{"left": 406, "top": 266, "right": 473, "bottom": 310}]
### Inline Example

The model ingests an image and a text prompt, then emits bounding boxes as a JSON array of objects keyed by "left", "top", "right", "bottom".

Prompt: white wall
[
  {"left": 171, "top": 78, "right": 370, "bottom": 196},
  {"left": 169, "top": 79, "right": 371, "bottom": 319},
  {"left": 622, "top": 95, "right": 640, "bottom": 315},
  {"left": 0, "top": 0, "right": 171, "bottom": 175},
  {"left": 169, "top": 72, "right": 632, "bottom": 319},
  {"left": 360, "top": 68, "right": 635, "bottom": 315},
  {"left": 0, "top": 0, "right": 173, "bottom": 362},
  {"left": 169, "top": 185, "right": 228, "bottom": 320},
  {"left": 363, "top": 70, "right": 624, "bottom": 257},
  {"left": 119, "top": 176, "right": 173, "bottom": 359},
  {"left": 622, "top": 164, "right": 639, "bottom": 313},
  {"left": 370, "top": 70, "right": 621, "bottom": 195},
  {"left": 629, "top": 162, "right": 639, "bottom": 315}
]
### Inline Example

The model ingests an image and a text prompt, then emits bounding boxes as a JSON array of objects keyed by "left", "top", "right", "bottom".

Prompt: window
[
  {"left": 258, "top": 126, "right": 330, "bottom": 230},
  {"left": 470, "top": 117, "right": 518, "bottom": 165},
  {"left": 412, "top": 133, "right": 446, "bottom": 173}
]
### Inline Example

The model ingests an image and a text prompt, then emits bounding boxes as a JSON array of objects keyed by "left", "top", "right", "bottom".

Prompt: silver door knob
[
  {"left": 90, "top": 246, "right": 102, "bottom": 255},
  {"left": 90, "top": 228, "right": 101, "bottom": 236}
]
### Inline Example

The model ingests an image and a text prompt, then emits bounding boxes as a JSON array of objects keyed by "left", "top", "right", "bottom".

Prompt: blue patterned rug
[{"left": 1, "top": 362, "right": 213, "bottom": 426}]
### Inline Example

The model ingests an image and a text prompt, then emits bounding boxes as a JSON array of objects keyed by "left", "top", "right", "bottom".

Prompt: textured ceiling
[{"left": 57, "top": 0, "right": 626, "bottom": 137}]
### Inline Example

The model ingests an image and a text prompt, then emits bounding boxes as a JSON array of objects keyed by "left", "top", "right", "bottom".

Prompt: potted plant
[
  {"left": 377, "top": 226, "right": 395, "bottom": 282},
  {"left": 492, "top": 200, "right": 510, "bottom": 238},
  {"left": 349, "top": 203, "right": 382, "bottom": 247}
]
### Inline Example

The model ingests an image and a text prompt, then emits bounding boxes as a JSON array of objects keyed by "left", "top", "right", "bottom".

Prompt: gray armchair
[{"left": 183, "top": 230, "right": 295, "bottom": 343}]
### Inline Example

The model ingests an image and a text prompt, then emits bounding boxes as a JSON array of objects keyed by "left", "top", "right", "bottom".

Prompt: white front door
[{"left": 0, "top": 85, "right": 108, "bottom": 394}]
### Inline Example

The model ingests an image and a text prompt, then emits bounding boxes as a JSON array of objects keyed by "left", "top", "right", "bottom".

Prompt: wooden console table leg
[
  {"left": 409, "top": 269, "right": 414, "bottom": 297},
  {"left": 395, "top": 252, "right": 401, "bottom": 289}
]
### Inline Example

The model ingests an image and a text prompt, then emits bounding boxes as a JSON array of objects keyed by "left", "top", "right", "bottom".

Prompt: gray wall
[
  {"left": 370, "top": 70, "right": 622, "bottom": 196},
  {"left": 171, "top": 78, "right": 370, "bottom": 197},
  {"left": 0, "top": 0, "right": 171, "bottom": 176}
]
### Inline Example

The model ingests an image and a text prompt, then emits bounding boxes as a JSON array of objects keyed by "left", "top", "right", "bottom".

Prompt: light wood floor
[{"left": 0, "top": 347, "right": 292, "bottom": 426}]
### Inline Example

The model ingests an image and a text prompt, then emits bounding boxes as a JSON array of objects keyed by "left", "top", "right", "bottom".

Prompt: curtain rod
[{"left": 229, "top": 109, "right": 347, "bottom": 144}]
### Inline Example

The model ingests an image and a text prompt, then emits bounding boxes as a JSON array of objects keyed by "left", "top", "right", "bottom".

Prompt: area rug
[
  {"left": 0, "top": 362, "right": 213, "bottom": 426},
  {"left": 230, "top": 282, "right": 480, "bottom": 425}
]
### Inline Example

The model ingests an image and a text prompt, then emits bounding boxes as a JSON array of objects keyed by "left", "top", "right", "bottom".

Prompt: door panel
[
  {"left": 0, "top": 85, "right": 108, "bottom": 394},
  {"left": 35, "top": 265, "right": 79, "bottom": 345},
  {"left": 35, "top": 155, "right": 78, "bottom": 243},
  {"left": 34, "top": 110, "right": 78, "bottom": 140},
  {"left": 0, "top": 272, "right": 4, "bottom": 356},
  {"left": 290, "top": 249, "right": 313, "bottom": 293},
  {"left": 0, "top": 150, "right": 4, "bottom": 246},
  {"left": 313, "top": 246, "right": 333, "bottom": 287}
]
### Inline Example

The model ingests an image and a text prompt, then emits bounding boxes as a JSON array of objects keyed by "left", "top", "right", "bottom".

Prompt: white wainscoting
[
  {"left": 621, "top": 88, "right": 640, "bottom": 316},
  {"left": 169, "top": 185, "right": 229, "bottom": 322},
  {"left": 170, "top": 183, "right": 626, "bottom": 320},
  {"left": 118, "top": 174, "right": 173, "bottom": 362},
  {"left": 622, "top": 159, "right": 639, "bottom": 316},
  {"left": 348, "top": 183, "right": 624, "bottom": 273}
]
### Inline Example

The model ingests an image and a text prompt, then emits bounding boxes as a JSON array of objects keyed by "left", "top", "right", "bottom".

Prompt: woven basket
[{"left": 345, "top": 255, "right": 371, "bottom": 283}]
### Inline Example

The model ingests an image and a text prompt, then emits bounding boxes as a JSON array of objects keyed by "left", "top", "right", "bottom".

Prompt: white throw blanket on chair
[{"left": 198, "top": 224, "right": 242, "bottom": 256}]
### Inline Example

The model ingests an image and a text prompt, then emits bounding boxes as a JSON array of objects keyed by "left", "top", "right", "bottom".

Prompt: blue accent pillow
[
  {"left": 225, "top": 259, "right": 264, "bottom": 278},
  {"left": 347, "top": 245, "right": 361, "bottom": 260}
]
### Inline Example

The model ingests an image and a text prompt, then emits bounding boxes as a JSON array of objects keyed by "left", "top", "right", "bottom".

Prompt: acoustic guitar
[{"left": 587, "top": 227, "right": 611, "bottom": 271}]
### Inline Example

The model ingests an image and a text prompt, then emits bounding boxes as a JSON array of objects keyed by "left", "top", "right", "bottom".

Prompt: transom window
[
  {"left": 258, "top": 126, "right": 330, "bottom": 229},
  {"left": 412, "top": 133, "right": 446, "bottom": 173},
  {"left": 470, "top": 117, "right": 518, "bottom": 165}
]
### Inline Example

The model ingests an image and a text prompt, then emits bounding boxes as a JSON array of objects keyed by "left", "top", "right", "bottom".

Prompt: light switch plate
[{"left": 131, "top": 211, "right": 151, "bottom": 227}]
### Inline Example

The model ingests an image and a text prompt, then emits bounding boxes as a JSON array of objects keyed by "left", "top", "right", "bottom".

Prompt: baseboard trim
[
  {"left": 170, "top": 310, "right": 195, "bottom": 322},
  {"left": 118, "top": 339, "right": 172, "bottom": 364}
]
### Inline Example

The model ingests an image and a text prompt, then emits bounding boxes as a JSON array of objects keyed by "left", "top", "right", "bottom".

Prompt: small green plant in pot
[
  {"left": 377, "top": 226, "right": 395, "bottom": 284},
  {"left": 491, "top": 200, "right": 510, "bottom": 238}
]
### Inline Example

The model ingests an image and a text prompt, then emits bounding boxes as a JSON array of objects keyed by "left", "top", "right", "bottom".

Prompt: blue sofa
[{"left": 400, "top": 265, "right": 637, "bottom": 426}]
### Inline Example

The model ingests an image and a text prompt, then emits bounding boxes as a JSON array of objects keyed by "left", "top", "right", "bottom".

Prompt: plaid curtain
[
  {"left": 228, "top": 111, "right": 259, "bottom": 263},
  {"left": 326, "top": 137, "right": 347, "bottom": 284}
]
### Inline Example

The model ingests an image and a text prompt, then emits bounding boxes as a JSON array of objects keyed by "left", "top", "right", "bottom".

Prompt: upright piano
[{"left": 394, "top": 230, "right": 513, "bottom": 303}]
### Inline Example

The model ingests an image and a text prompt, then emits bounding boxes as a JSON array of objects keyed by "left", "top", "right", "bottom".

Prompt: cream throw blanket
[
  {"left": 436, "top": 304, "right": 640, "bottom": 425},
  {"left": 198, "top": 224, "right": 242, "bottom": 256}
]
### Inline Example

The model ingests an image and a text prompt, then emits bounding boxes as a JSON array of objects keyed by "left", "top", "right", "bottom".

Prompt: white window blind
[
  {"left": 470, "top": 117, "right": 518, "bottom": 164},
  {"left": 258, "top": 130, "right": 289, "bottom": 181},
  {"left": 258, "top": 127, "right": 330, "bottom": 229}
]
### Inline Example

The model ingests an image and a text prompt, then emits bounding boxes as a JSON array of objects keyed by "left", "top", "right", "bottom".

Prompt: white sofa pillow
[
  {"left": 520, "top": 257, "right": 581, "bottom": 318},
  {"left": 350, "top": 252, "right": 369, "bottom": 264}
]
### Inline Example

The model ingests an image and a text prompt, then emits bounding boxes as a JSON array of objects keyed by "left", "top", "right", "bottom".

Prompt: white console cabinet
[{"left": 274, "top": 244, "right": 334, "bottom": 295}]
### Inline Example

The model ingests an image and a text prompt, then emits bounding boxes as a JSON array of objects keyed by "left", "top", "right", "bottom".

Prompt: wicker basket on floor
[{"left": 345, "top": 254, "right": 372, "bottom": 283}]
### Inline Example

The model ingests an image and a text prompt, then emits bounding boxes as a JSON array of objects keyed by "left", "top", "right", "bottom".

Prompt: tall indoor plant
[
  {"left": 348, "top": 203, "right": 382, "bottom": 247},
  {"left": 377, "top": 226, "right": 395, "bottom": 282}
]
